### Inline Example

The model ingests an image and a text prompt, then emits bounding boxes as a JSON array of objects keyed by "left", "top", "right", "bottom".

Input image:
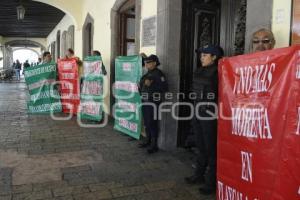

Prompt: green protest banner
[
  {"left": 114, "top": 55, "right": 142, "bottom": 140},
  {"left": 79, "top": 56, "right": 104, "bottom": 121},
  {"left": 24, "top": 62, "right": 62, "bottom": 114}
]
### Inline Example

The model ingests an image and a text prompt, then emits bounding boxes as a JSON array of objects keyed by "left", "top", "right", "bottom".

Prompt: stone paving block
[
  {"left": 183, "top": 185, "right": 216, "bottom": 200},
  {"left": 72, "top": 192, "right": 97, "bottom": 200},
  {"left": 0, "top": 168, "right": 12, "bottom": 194},
  {"left": 144, "top": 181, "right": 176, "bottom": 192},
  {"left": 52, "top": 185, "right": 89, "bottom": 197},
  {"left": 63, "top": 170, "right": 97, "bottom": 181},
  {"left": 89, "top": 182, "right": 124, "bottom": 192},
  {"left": 140, "top": 162, "right": 165, "bottom": 170},
  {"left": 111, "top": 186, "right": 147, "bottom": 198},
  {"left": 168, "top": 186, "right": 205, "bottom": 200},
  {"left": 67, "top": 177, "right": 99, "bottom": 186},
  {"left": 92, "top": 190, "right": 112, "bottom": 200},
  {"left": 46, "top": 195, "right": 73, "bottom": 200},
  {"left": 33, "top": 181, "right": 68, "bottom": 192},
  {"left": 13, "top": 190, "right": 52, "bottom": 200},
  {"left": 0, "top": 195, "right": 12, "bottom": 200},
  {"left": 12, "top": 184, "right": 33, "bottom": 194},
  {"left": 113, "top": 196, "right": 137, "bottom": 200},
  {"left": 134, "top": 190, "right": 173, "bottom": 200},
  {"left": 61, "top": 165, "right": 91, "bottom": 174}
]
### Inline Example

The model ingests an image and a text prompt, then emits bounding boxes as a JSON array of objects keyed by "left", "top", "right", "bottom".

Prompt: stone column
[
  {"left": 156, "top": 0, "right": 182, "bottom": 151},
  {"left": 3, "top": 46, "right": 13, "bottom": 69}
]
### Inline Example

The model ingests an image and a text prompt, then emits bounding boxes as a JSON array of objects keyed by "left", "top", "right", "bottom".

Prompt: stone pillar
[
  {"left": 156, "top": 0, "right": 182, "bottom": 151},
  {"left": 3, "top": 46, "right": 13, "bottom": 69}
]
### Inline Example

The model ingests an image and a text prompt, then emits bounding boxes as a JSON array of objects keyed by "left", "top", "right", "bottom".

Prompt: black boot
[
  {"left": 147, "top": 137, "right": 158, "bottom": 154},
  {"left": 138, "top": 137, "right": 151, "bottom": 148}
]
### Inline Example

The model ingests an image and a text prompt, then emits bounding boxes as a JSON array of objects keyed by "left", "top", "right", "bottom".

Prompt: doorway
[
  {"left": 178, "top": 0, "right": 221, "bottom": 146},
  {"left": 119, "top": 0, "right": 136, "bottom": 56}
]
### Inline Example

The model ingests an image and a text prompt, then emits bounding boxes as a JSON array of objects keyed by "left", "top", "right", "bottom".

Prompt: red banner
[
  {"left": 58, "top": 58, "right": 80, "bottom": 114},
  {"left": 218, "top": 45, "right": 300, "bottom": 200}
]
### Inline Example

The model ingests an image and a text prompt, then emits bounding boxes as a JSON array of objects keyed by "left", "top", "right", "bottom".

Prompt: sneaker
[{"left": 185, "top": 175, "right": 205, "bottom": 185}]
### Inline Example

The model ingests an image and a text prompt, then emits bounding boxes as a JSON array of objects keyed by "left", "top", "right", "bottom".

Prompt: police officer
[
  {"left": 185, "top": 45, "right": 223, "bottom": 195},
  {"left": 138, "top": 55, "right": 167, "bottom": 154}
]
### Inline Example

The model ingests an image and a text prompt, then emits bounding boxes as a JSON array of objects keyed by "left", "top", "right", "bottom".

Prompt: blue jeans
[{"left": 15, "top": 69, "right": 20, "bottom": 80}]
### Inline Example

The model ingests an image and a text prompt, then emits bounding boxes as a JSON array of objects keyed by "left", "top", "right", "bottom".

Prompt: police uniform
[
  {"left": 139, "top": 55, "right": 167, "bottom": 154},
  {"left": 185, "top": 45, "right": 223, "bottom": 195},
  {"left": 192, "top": 63, "right": 218, "bottom": 190}
]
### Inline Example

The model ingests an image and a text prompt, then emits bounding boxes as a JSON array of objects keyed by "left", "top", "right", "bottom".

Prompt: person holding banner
[
  {"left": 66, "top": 48, "right": 84, "bottom": 89},
  {"left": 251, "top": 28, "right": 276, "bottom": 52},
  {"left": 42, "top": 52, "right": 52, "bottom": 64},
  {"left": 184, "top": 45, "right": 223, "bottom": 195},
  {"left": 139, "top": 55, "right": 167, "bottom": 154},
  {"left": 92, "top": 50, "right": 107, "bottom": 76},
  {"left": 66, "top": 48, "right": 83, "bottom": 69}
]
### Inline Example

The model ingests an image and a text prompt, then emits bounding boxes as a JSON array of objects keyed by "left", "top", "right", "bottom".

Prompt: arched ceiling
[
  {"left": 5, "top": 40, "right": 46, "bottom": 51},
  {"left": 0, "top": 0, "right": 65, "bottom": 38}
]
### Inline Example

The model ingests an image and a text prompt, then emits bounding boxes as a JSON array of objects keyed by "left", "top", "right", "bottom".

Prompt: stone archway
[
  {"left": 5, "top": 40, "right": 46, "bottom": 52},
  {"left": 12, "top": 48, "right": 40, "bottom": 57},
  {"left": 33, "top": 0, "right": 79, "bottom": 28}
]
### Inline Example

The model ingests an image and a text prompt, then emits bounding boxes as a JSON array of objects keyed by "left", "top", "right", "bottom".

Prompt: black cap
[
  {"left": 144, "top": 54, "right": 160, "bottom": 66},
  {"left": 196, "top": 45, "right": 224, "bottom": 58}
]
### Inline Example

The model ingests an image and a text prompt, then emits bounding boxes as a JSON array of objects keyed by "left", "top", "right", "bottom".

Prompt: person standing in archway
[
  {"left": 15, "top": 60, "right": 22, "bottom": 81},
  {"left": 24, "top": 60, "right": 30, "bottom": 69}
]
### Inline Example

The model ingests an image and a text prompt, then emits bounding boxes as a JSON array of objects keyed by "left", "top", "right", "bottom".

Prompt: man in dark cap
[
  {"left": 185, "top": 45, "right": 223, "bottom": 195},
  {"left": 138, "top": 54, "right": 168, "bottom": 154}
]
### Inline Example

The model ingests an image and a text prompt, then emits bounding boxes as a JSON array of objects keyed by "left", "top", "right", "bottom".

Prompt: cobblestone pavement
[{"left": 0, "top": 82, "right": 215, "bottom": 200}]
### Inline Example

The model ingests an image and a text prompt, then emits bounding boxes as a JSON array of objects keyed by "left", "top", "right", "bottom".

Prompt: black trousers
[
  {"left": 191, "top": 110, "right": 217, "bottom": 188},
  {"left": 142, "top": 103, "right": 159, "bottom": 139}
]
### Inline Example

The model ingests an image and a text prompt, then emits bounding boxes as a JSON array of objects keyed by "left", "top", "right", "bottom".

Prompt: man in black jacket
[
  {"left": 139, "top": 55, "right": 167, "bottom": 154},
  {"left": 185, "top": 45, "right": 223, "bottom": 195}
]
